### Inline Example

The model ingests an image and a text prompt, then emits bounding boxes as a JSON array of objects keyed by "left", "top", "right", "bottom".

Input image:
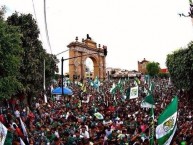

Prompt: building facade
[{"left": 138, "top": 58, "right": 149, "bottom": 74}]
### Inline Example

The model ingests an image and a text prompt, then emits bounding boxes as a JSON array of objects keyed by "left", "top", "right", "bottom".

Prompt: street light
[{"left": 61, "top": 57, "right": 64, "bottom": 95}]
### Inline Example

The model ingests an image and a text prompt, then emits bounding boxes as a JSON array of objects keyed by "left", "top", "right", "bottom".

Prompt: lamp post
[{"left": 61, "top": 57, "right": 64, "bottom": 95}]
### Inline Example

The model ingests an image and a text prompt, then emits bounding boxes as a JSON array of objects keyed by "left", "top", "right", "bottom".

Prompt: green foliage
[
  {"left": 7, "top": 12, "right": 43, "bottom": 95},
  {"left": 166, "top": 42, "right": 193, "bottom": 91},
  {"left": 158, "top": 73, "right": 170, "bottom": 78},
  {"left": 0, "top": 6, "right": 6, "bottom": 20},
  {"left": 7, "top": 12, "right": 58, "bottom": 98},
  {"left": 146, "top": 62, "right": 160, "bottom": 77},
  {"left": 0, "top": 20, "right": 23, "bottom": 99},
  {"left": 45, "top": 54, "right": 59, "bottom": 85},
  {"left": 54, "top": 74, "right": 61, "bottom": 80}
]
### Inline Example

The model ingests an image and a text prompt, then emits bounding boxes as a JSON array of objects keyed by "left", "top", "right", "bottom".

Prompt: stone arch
[
  {"left": 67, "top": 35, "right": 107, "bottom": 81},
  {"left": 82, "top": 55, "right": 98, "bottom": 80}
]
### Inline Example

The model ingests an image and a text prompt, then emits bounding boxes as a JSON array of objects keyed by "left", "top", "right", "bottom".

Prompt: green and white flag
[
  {"left": 117, "top": 79, "right": 124, "bottom": 94},
  {"left": 129, "top": 86, "right": 138, "bottom": 99},
  {"left": 149, "top": 82, "right": 154, "bottom": 92},
  {"left": 90, "top": 81, "right": 94, "bottom": 87},
  {"left": 134, "top": 77, "right": 139, "bottom": 87},
  {"left": 145, "top": 75, "right": 150, "bottom": 86},
  {"left": 135, "top": 77, "right": 140, "bottom": 85},
  {"left": 156, "top": 96, "right": 178, "bottom": 145},
  {"left": 94, "top": 112, "right": 104, "bottom": 120},
  {"left": 94, "top": 76, "right": 100, "bottom": 88},
  {"left": 147, "top": 82, "right": 154, "bottom": 95},
  {"left": 117, "top": 79, "right": 122, "bottom": 89},
  {"left": 141, "top": 94, "right": 155, "bottom": 108},
  {"left": 0, "top": 122, "right": 8, "bottom": 145},
  {"left": 110, "top": 83, "right": 116, "bottom": 94}
]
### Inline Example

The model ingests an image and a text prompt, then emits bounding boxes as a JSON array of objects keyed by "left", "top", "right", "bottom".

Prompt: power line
[
  {"left": 31, "top": 0, "right": 44, "bottom": 44},
  {"left": 44, "top": 0, "right": 53, "bottom": 54},
  {"left": 32, "top": 0, "right": 70, "bottom": 56},
  {"left": 55, "top": 48, "right": 70, "bottom": 56},
  {"left": 31, "top": 0, "right": 37, "bottom": 21}
]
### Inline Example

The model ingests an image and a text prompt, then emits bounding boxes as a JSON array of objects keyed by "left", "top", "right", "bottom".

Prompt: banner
[{"left": 130, "top": 86, "right": 138, "bottom": 99}]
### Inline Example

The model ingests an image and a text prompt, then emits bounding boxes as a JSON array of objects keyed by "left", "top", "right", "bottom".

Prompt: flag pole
[
  {"left": 43, "top": 59, "right": 47, "bottom": 103},
  {"left": 43, "top": 59, "right": 45, "bottom": 91},
  {"left": 149, "top": 106, "right": 155, "bottom": 145}
]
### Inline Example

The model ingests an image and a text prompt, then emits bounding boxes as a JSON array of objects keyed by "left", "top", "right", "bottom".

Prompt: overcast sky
[{"left": 1, "top": 0, "right": 193, "bottom": 72}]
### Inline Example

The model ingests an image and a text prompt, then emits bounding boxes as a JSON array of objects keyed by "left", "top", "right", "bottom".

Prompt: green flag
[
  {"left": 110, "top": 83, "right": 116, "bottom": 94},
  {"left": 141, "top": 94, "right": 155, "bottom": 108},
  {"left": 156, "top": 96, "right": 178, "bottom": 145},
  {"left": 117, "top": 79, "right": 124, "bottom": 94},
  {"left": 126, "top": 87, "right": 130, "bottom": 99},
  {"left": 94, "top": 76, "right": 100, "bottom": 88},
  {"left": 148, "top": 82, "right": 154, "bottom": 95},
  {"left": 117, "top": 79, "right": 122, "bottom": 89}
]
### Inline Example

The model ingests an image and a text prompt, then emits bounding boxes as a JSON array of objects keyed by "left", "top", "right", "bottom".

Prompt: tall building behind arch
[{"left": 138, "top": 58, "right": 149, "bottom": 74}]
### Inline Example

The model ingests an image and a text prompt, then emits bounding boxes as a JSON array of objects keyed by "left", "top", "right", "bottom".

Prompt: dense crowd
[{"left": 0, "top": 77, "right": 193, "bottom": 145}]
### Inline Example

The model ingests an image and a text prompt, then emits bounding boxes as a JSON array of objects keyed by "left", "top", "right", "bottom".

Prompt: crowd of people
[{"left": 0, "top": 77, "right": 193, "bottom": 145}]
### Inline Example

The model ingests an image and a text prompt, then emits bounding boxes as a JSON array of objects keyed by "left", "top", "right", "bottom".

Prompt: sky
[{"left": 1, "top": 0, "right": 193, "bottom": 73}]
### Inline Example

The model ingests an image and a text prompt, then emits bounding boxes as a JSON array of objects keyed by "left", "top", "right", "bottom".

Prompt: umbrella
[
  {"left": 52, "top": 87, "right": 73, "bottom": 95},
  {"left": 94, "top": 112, "right": 104, "bottom": 120}
]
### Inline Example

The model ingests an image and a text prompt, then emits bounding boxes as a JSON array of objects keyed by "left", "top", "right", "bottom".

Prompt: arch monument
[{"left": 67, "top": 34, "right": 107, "bottom": 81}]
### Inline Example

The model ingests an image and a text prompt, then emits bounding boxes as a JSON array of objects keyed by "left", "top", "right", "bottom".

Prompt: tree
[
  {"left": 7, "top": 12, "right": 58, "bottom": 103},
  {"left": 157, "top": 73, "right": 170, "bottom": 79},
  {"left": 0, "top": 19, "right": 23, "bottom": 99},
  {"left": 146, "top": 62, "right": 160, "bottom": 77},
  {"left": 0, "top": 6, "right": 6, "bottom": 20},
  {"left": 166, "top": 42, "right": 193, "bottom": 97},
  {"left": 44, "top": 53, "right": 59, "bottom": 85}
]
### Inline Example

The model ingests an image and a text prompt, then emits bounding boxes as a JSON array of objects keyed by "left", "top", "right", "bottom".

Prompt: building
[
  {"left": 160, "top": 68, "right": 168, "bottom": 73},
  {"left": 138, "top": 58, "right": 149, "bottom": 74},
  {"left": 106, "top": 67, "right": 141, "bottom": 79}
]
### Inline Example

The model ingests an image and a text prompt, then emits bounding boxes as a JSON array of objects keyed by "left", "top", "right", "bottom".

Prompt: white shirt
[
  {"left": 14, "top": 110, "right": 20, "bottom": 118},
  {"left": 103, "top": 120, "right": 112, "bottom": 125},
  {"left": 35, "top": 103, "right": 40, "bottom": 108},
  {"left": 54, "top": 131, "right": 60, "bottom": 138},
  {"left": 80, "top": 130, "right": 90, "bottom": 139},
  {"left": 105, "top": 129, "right": 112, "bottom": 137}
]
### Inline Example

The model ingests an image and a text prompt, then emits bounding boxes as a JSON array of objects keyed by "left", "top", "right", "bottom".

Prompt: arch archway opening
[{"left": 85, "top": 57, "right": 94, "bottom": 80}]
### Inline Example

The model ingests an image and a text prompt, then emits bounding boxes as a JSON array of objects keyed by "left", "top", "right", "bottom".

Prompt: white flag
[
  {"left": 19, "top": 117, "right": 29, "bottom": 143},
  {"left": 0, "top": 122, "right": 8, "bottom": 145}
]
